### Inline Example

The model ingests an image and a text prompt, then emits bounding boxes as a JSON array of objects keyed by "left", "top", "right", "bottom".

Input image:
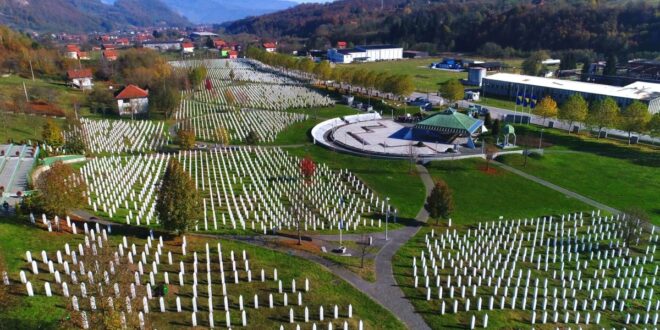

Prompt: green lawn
[
  {"left": 286, "top": 146, "right": 426, "bottom": 221},
  {"left": 342, "top": 58, "right": 466, "bottom": 92},
  {"left": 497, "top": 125, "right": 660, "bottom": 224},
  {"left": 0, "top": 75, "right": 82, "bottom": 113},
  {"left": 426, "top": 158, "right": 591, "bottom": 224},
  {"left": 0, "top": 216, "right": 405, "bottom": 330},
  {"left": 0, "top": 217, "right": 87, "bottom": 329},
  {"left": 0, "top": 113, "right": 64, "bottom": 144},
  {"left": 474, "top": 96, "right": 518, "bottom": 111}
]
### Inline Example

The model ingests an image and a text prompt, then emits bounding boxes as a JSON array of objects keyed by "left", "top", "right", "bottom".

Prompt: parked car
[{"left": 407, "top": 97, "right": 430, "bottom": 107}]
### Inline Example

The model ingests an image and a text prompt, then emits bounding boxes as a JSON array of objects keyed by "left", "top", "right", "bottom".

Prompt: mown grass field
[
  {"left": 342, "top": 58, "right": 466, "bottom": 92},
  {"left": 498, "top": 125, "right": 660, "bottom": 224},
  {"left": 0, "top": 113, "right": 64, "bottom": 143},
  {"left": 426, "top": 158, "right": 591, "bottom": 225}
]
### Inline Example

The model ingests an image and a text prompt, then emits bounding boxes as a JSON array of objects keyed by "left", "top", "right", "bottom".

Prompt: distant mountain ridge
[
  {"left": 0, "top": 0, "right": 190, "bottom": 33},
  {"left": 223, "top": 0, "right": 660, "bottom": 54},
  {"left": 160, "top": 0, "right": 298, "bottom": 24}
]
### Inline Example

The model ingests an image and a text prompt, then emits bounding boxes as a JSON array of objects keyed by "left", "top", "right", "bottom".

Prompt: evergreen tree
[
  {"left": 425, "top": 180, "right": 454, "bottom": 225},
  {"left": 603, "top": 54, "right": 618, "bottom": 76},
  {"left": 522, "top": 51, "right": 550, "bottom": 76},
  {"left": 156, "top": 159, "right": 201, "bottom": 234},
  {"left": 34, "top": 162, "right": 87, "bottom": 216}
]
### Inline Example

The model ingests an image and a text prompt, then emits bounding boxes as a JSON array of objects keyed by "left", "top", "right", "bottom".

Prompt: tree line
[
  {"left": 226, "top": 1, "right": 659, "bottom": 57},
  {"left": 245, "top": 47, "right": 415, "bottom": 97},
  {"left": 531, "top": 94, "right": 660, "bottom": 142}
]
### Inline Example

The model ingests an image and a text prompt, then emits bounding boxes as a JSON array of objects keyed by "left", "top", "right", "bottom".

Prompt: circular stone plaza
[{"left": 312, "top": 109, "right": 487, "bottom": 159}]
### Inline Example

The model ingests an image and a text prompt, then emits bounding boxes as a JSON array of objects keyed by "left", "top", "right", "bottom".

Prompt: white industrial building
[
  {"left": 327, "top": 44, "right": 403, "bottom": 64},
  {"left": 482, "top": 73, "right": 660, "bottom": 114}
]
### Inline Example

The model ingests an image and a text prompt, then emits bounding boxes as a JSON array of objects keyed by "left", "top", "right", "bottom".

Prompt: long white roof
[{"left": 484, "top": 73, "right": 660, "bottom": 101}]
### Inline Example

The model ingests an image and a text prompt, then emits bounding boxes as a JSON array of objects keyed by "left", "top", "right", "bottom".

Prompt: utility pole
[
  {"left": 29, "top": 59, "right": 35, "bottom": 81},
  {"left": 23, "top": 82, "right": 29, "bottom": 102}
]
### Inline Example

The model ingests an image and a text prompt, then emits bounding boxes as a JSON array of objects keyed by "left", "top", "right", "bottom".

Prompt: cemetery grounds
[{"left": 0, "top": 57, "right": 659, "bottom": 329}]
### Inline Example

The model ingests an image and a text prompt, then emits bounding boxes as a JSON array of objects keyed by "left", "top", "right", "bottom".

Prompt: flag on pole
[
  {"left": 530, "top": 94, "right": 537, "bottom": 108},
  {"left": 516, "top": 90, "right": 523, "bottom": 105}
]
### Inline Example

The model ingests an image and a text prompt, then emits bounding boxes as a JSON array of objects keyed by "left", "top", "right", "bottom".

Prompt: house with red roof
[
  {"left": 263, "top": 42, "right": 277, "bottom": 53},
  {"left": 181, "top": 42, "right": 195, "bottom": 54},
  {"left": 65, "top": 45, "right": 80, "bottom": 59},
  {"left": 77, "top": 51, "right": 90, "bottom": 60},
  {"left": 115, "top": 84, "right": 149, "bottom": 116},
  {"left": 103, "top": 50, "right": 118, "bottom": 62},
  {"left": 66, "top": 69, "right": 94, "bottom": 90},
  {"left": 213, "top": 39, "right": 226, "bottom": 49},
  {"left": 336, "top": 41, "right": 347, "bottom": 49},
  {"left": 115, "top": 38, "right": 130, "bottom": 47},
  {"left": 228, "top": 50, "right": 238, "bottom": 59}
]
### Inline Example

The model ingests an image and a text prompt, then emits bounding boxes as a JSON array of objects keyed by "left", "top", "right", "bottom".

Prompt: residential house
[
  {"left": 66, "top": 69, "right": 94, "bottom": 90},
  {"left": 181, "top": 42, "right": 195, "bottom": 54},
  {"left": 228, "top": 50, "right": 238, "bottom": 59},
  {"left": 115, "top": 84, "right": 149, "bottom": 116},
  {"left": 65, "top": 45, "right": 80, "bottom": 59},
  {"left": 103, "top": 50, "right": 118, "bottom": 62},
  {"left": 336, "top": 41, "right": 347, "bottom": 49},
  {"left": 263, "top": 42, "right": 277, "bottom": 53}
]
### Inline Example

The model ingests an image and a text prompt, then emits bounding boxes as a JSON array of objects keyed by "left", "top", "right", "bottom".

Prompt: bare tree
[{"left": 620, "top": 208, "right": 651, "bottom": 248}]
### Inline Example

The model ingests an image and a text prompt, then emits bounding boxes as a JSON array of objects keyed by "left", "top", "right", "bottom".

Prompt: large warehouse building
[
  {"left": 482, "top": 73, "right": 660, "bottom": 114},
  {"left": 327, "top": 44, "right": 403, "bottom": 64}
]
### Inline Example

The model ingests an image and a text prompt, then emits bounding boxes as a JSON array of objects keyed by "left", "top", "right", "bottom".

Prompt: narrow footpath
[{"left": 492, "top": 161, "right": 620, "bottom": 214}]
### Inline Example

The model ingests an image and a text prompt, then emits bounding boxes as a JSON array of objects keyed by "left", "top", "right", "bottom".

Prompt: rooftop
[
  {"left": 414, "top": 109, "right": 483, "bottom": 135},
  {"left": 115, "top": 84, "right": 149, "bottom": 99},
  {"left": 484, "top": 73, "right": 660, "bottom": 101},
  {"left": 356, "top": 44, "right": 401, "bottom": 50},
  {"left": 67, "top": 69, "right": 92, "bottom": 79}
]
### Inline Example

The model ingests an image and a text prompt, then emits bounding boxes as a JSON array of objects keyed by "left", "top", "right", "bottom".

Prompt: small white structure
[
  {"left": 464, "top": 91, "right": 480, "bottom": 101},
  {"left": 115, "top": 84, "right": 149, "bottom": 117},
  {"left": 67, "top": 69, "right": 94, "bottom": 90}
]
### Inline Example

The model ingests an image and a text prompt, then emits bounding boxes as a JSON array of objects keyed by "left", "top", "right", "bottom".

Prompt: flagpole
[
  {"left": 521, "top": 85, "right": 527, "bottom": 124},
  {"left": 513, "top": 84, "right": 520, "bottom": 124}
]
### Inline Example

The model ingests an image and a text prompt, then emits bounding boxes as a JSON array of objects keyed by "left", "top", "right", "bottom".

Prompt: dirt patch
[
  {"left": 478, "top": 164, "right": 500, "bottom": 175},
  {"left": 275, "top": 238, "right": 321, "bottom": 254}
]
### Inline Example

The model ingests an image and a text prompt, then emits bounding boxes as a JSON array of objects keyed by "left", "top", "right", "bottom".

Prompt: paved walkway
[{"left": 493, "top": 160, "right": 620, "bottom": 214}]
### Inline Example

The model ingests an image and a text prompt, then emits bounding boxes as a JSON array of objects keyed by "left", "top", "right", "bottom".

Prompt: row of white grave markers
[
  {"left": 14, "top": 225, "right": 365, "bottom": 328},
  {"left": 80, "top": 147, "right": 394, "bottom": 232},
  {"left": 410, "top": 210, "right": 660, "bottom": 328},
  {"left": 63, "top": 118, "right": 167, "bottom": 154},
  {"left": 180, "top": 83, "right": 334, "bottom": 111},
  {"left": 170, "top": 58, "right": 305, "bottom": 86},
  {"left": 177, "top": 104, "right": 308, "bottom": 142}
]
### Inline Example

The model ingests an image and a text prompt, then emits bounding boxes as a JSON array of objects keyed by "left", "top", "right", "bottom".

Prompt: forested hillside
[
  {"left": 0, "top": 0, "right": 189, "bottom": 33},
  {"left": 224, "top": 0, "right": 660, "bottom": 55}
]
